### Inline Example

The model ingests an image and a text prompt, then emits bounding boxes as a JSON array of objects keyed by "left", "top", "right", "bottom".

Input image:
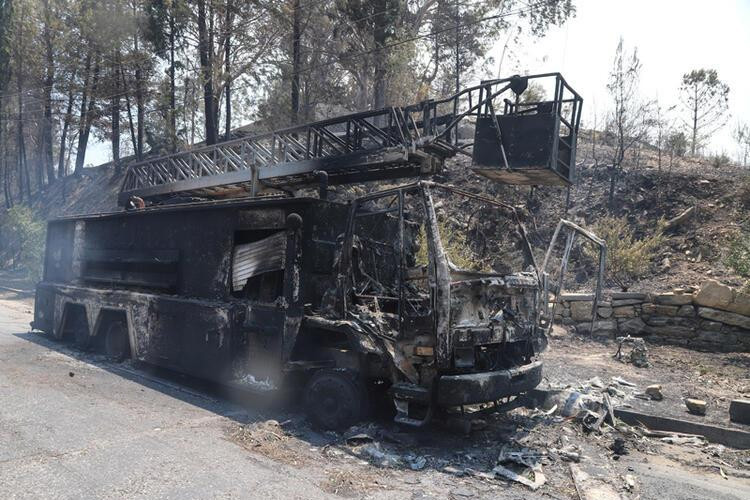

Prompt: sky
[
  {"left": 87, "top": 0, "right": 750, "bottom": 165},
  {"left": 501, "top": 0, "right": 750, "bottom": 157}
]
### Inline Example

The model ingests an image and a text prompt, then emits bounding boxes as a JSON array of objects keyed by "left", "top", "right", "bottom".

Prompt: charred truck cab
[{"left": 33, "top": 73, "right": 604, "bottom": 429}]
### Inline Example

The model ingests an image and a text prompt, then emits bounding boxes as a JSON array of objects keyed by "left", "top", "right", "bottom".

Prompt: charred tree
[
  {"left": 111, "top": 53, "right": 121, "bottom": 174},
  {"left": 224, "top": 0, "right": 233, "bottom": 140},
  {"left": 40, "top": 0, "right": 55, "bottom": 184},
  {"left": 197, "top": 0, "right": 217, "bottom": 144},
  {"left": 290, "top": 0, "right": 301, "bottom": 125},
  {"left": 58, "top": 83, "right": 76, "bottom": 178},
  {"left": 74, "top": 52, "right": 100, "bottom": 176}
]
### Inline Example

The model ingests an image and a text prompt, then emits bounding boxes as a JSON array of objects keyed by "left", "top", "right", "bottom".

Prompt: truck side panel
[
  {"left": 35, "top": 283, "right": 240, "bottom": 382},
  {"left": 81, "top": 210, "right": 236, "bottom": 300}
]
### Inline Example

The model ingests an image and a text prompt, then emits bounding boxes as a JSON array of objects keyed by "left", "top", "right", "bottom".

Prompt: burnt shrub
[{"left": 585, "top": 216, "right": 666, "bottom": 291}]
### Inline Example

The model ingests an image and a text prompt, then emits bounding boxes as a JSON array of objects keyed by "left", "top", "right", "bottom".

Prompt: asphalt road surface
[
  {"left": 2, "top": 291, "right": 750, "bottom": 499},
  {"left": 0, "top": 293, "right": 341, "bottom": 500}
]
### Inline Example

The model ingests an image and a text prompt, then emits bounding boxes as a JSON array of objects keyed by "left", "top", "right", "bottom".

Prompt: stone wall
[{"left": 554, "top": 280, "right": 750, "bottom": 352}]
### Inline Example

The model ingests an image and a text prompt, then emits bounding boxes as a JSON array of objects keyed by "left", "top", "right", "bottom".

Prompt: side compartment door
[{"left": 146, "top": 297, "right": 234, "bottom": 380}]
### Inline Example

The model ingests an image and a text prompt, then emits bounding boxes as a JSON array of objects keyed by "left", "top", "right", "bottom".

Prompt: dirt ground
[{"left": 543, "top": 329, "right": 750, "bottom": 431}]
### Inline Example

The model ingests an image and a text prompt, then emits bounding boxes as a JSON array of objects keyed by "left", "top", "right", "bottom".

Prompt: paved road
[
  {"left": 2, "top": 292, "right": 749, "bottom": 500},
  {"left": 0, "top": 294, "right": 337, "bottom": 500}
]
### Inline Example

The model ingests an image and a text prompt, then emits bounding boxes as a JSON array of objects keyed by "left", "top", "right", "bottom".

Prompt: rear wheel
[
  {"left": 304, "top": 369, "right": 367, "bottom": 430},
  {"left": 104, "top": 322, "right": 130, "bottom": 362}
]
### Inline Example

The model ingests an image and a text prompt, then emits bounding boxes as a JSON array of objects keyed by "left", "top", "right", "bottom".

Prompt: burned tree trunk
[
  {"left": 290, "top": 0, "right": 300, "bottom": 125},
  {"left": 1, "top": 102, "right": 11, "bottom": 207},
  {"left": 58, "top": 86, "right": 75, "bottom": 178},
  {"left": 40, "top": 0, "right": 55, "bottom": 184},
  {"left": 135, "top": 55, "right": 144, "bottom": 160},
  {"left": 75, "top": 53, "right": 100, "bottom": 175},
  {"left": 224, "top": 0, "right": 232, "bottom": 140},
  {"left": 111, "top": 52, "right": 121, "bottom": 173},
  {"left": 197, "top": 0, "right": 217, "bottom": 145},
  {"left": 169, "top": 12, "right": 177, "bottom": 151}
]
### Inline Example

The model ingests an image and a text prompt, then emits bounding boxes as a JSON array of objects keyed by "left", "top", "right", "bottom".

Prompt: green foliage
[
  {"left": 414, "top": 219, "right": 485, "bottom": 271},
  {"left": 680, "top": 68, "right": 730, "bottom": 154},
  {"left": 586, "top": 216, "right": 666, "bottom": 290},
  {"left": 520, "top": 81, "right": 547, "bottom": 104},
  {"left": 0, "top": 205, "right": 46, "bottom": 282},
  {"left": 727, "top": 233, "right": 750, "bottom": 281},
  {"left": 438, "top": 219, "right": 487, "bottom": 271},
  {"left": 709, "top": 153, "right": 732, "bottom": 168},
  {"left": 666, "top": 130, "right": 688, "bottom": 157}
]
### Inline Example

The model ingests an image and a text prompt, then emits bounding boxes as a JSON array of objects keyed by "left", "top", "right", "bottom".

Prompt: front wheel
[{"left": 304, "top": 369, "right": 367, "bottom": 430}]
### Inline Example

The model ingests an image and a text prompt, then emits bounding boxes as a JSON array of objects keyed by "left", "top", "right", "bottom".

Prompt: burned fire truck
[{"left": 33, "top": 73, "right": 605, "bottom": 429}]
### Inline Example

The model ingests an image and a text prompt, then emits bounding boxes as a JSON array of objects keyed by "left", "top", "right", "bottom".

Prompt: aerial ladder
[
  {"left": 118, "top": 73, "right": 582, "bottom": 206},
  {"left": 116, "top": 71, "right": 604, "bottom": 388}
]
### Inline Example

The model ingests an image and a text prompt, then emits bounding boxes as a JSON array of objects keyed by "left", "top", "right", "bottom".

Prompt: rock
[
  {"left": 598, "top": 306, "right": 614, "bottom": 319},
  {"left": 654, "top": 304, "right": 679, "bottom": 316},
  {"left": 693, "top": 279, "right": 750, "bottom": 316},
  {"left": 676, "top": 305, "right": 696, "bottom": 317},
  {"left": 654, "top": 293, "right": 694, "bottom": 306},
  {"left": 562, "top": 317, "right": 576, "bottom": 326},
  {"left": 661, "top": 257, "right": 671, "bottom": 269},
  {"left": 685, "top": 398, "right": 707, "bottom": 416},
  {"left": 561, "top": 293, "right": 594, "bottom": 301},
  {"left": 612, "top": 298, "right": 644, "bottom": 307},
  {"left": 699, "top": 319, "right": 723, "bottom": 331},
  {"left": 619, "top": 317, "right": 646, "bottom": 335},
  {"left": 611, "top": 292, "right": 647, "bottom": 300},
  {"left": 570, "top": 301, "right": 594, "bottom": 321},
  {"left": 729, "top": 399, "right": 750, "bottom": 425},
  {"left": 733, "top": 293, "right": 750, "bottom": 317},
  {"left": 697, "top": 307, "right": 750, "bottom": 330},
  {"left": 644, "top": 324, "right": 696, "bottom": 338},
  {"left": 575, "top": 320, "right": 617, "bottom": 336},
  {"left": 645, "top": 385, "right": 663, "bottom": 401},
  {"left": 644, "top": 316, "right": 670, "bottom": 327},
  {"left": 694, "top": 279, "right": 733, "bottom": 310},
  {"left": 695, "top": 330, "right": 735, "bottom": 344},
  {"left": 641, "top": 303, "right": 657, "bottom": 315},
  {"left": 613, "top": 305, "right": 635, "bottom": 317}
]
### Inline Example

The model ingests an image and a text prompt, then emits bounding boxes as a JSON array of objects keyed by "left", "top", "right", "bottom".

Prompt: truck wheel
[
  {"left": 304, "top": 369, "right": 367, "bottom": 430},
  {"left": 104, "top": 322, "right": 130, "bottom": 362}
]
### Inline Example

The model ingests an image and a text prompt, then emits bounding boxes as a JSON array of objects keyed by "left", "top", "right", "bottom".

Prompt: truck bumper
[{"left": 436, "top": 360, "right": 543, "bottom": 407}]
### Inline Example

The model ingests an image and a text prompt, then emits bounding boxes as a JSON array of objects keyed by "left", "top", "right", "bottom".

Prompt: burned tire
[
  {"left": 104, "top": 322, "right": 130, "bottom": 362},
  {"left": 304, "top": 369, "right": 367, "bottom": 430}
]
